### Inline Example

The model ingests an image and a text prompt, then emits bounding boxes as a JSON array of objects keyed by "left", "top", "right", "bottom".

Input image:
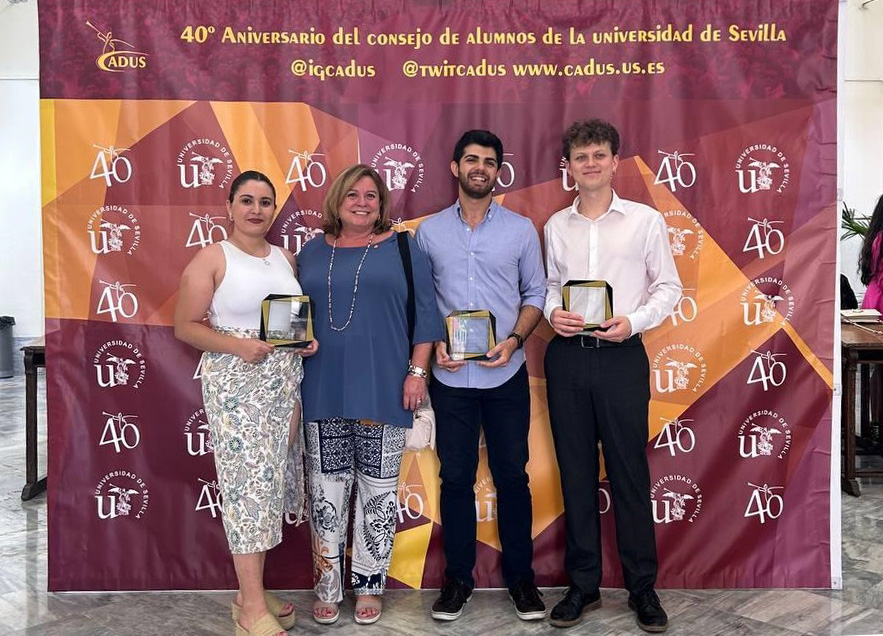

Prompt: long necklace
[{"left": 327, "top": 234, "right": 374, "bottom": 331}]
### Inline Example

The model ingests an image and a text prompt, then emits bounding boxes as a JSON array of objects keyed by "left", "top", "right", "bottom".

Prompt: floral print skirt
[{"left": 201, "top": 329, "right": 306, "bottom": 554}]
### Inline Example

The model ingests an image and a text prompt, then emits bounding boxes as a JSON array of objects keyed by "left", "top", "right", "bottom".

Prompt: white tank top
[{"left": 209, "top": 241, "right": 303, "bottom": 330}]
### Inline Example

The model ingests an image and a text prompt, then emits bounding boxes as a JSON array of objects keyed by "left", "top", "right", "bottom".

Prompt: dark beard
[{"left": 458, "top": 170, "right": 494, "bottom": 199}]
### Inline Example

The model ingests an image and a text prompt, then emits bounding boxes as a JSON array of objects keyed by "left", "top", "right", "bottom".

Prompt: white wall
[
  {"left": 0, "top": 0, "right": 42, "bottom": 338},
  {"left": 0, "top": 1, "right": 879, "bottom": 337},
  {"left": 842, "top": 0, "right": 883, "bottom": 298}
]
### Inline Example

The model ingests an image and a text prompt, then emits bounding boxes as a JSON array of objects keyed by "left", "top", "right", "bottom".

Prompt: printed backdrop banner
[{"left": 39, "top": 0, "right": 839, "bottom": 591}]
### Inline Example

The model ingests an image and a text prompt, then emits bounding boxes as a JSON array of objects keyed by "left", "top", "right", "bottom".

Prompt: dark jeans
[
  {"left": 430, "top": 364, "right": 534, "bottom": 590},
  {"left": 544, "top": 335, "right": 658, "bottom": 595}
]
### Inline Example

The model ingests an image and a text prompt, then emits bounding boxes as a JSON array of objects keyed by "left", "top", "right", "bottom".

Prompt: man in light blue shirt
[{"left": 415, "top": 130, "right": 546, "bottom": 622}]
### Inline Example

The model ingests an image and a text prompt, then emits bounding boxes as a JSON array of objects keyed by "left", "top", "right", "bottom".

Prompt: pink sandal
[
  {"left": 354, "top": 595, "right": 382, "bottom": 625},
  {"left": 312, "top": 599, "right": 340, "bottom": 625}
]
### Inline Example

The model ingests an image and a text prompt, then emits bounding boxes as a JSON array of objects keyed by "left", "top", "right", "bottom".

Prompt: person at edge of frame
[{"left": 543, "top": 118, "right": 682, "bottom": 633}]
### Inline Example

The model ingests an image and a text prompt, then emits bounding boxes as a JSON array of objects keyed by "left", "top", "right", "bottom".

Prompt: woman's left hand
[
  {"left": 403, "top": 374, "right": 427, "bottom": 411},
  {"left": 298, "top": 339, "right": 319, "bottom": 357}
]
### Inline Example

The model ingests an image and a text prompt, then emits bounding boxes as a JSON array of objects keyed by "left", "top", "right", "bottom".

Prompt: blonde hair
[{"left": 322, "top": 164, "right": 392, "bottom": 237}]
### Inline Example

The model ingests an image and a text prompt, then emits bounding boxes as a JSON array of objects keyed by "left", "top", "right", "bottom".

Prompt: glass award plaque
[
  {"left": 445, "top": 310, "right": 496, "bottom": 361},
  {"left": 259, "top": 294, "right": 313, "bottom": 348},
  {"left": 562, "top": 280, "right": 613, "bottom": 332}
]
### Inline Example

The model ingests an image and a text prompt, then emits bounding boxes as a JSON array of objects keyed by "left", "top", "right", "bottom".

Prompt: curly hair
[{"left": 562, "top": 119, "right": 620, "bottom": 160}]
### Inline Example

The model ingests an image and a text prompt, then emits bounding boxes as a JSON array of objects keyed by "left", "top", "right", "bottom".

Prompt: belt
[{"left": 561, "top": 333, "right": 643, "bottom": 349}]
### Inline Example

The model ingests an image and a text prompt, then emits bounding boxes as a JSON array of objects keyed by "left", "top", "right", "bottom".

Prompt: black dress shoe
[
  {"left": 628, "top": 589, "right": 669, "bottom": 633},
  {"left": 431, "top": 579, "right": 473, "bottom": 621},
  {"left": 549, "top": 586, "right": 602, "bottom": 628}
]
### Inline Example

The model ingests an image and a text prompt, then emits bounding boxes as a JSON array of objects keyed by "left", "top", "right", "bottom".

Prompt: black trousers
[
  {"left": 544, "top": 335, "right": 657, "bottom": 595},
  {"left": 430, "top": 364, "right": 534, "bottom": 590}
]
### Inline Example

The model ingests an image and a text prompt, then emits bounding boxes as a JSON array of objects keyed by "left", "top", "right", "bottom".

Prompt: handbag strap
[{"left": 396, "top": 231, "right": 415, "bottom": 355}]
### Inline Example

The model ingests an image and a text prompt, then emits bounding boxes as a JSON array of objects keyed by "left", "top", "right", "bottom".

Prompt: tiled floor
[{"left": 2, "top": 371, "right": 883, "bottom": 635}]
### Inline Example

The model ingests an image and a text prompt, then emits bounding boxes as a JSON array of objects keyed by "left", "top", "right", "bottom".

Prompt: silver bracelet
[{"left": 407, "top": 364, "right": 428, "bottom": 380}]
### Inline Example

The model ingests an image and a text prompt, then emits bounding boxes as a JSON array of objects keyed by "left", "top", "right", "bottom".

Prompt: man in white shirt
[{"left": 543, "top": 119, "right": 682, "bottom": 632}]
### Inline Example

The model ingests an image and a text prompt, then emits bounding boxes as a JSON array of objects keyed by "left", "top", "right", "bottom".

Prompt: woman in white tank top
[{"left": 175, "top": 171, "right": 318, "bottom": 636}]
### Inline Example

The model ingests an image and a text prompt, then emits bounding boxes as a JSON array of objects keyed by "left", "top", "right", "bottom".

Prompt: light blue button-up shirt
[{"left": 416, "top": 200, "right": 546, "bottom": 389}]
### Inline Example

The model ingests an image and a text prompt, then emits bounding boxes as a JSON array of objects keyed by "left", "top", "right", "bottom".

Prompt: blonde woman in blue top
[{"left": 297, "top": 164, "right": 442, "bottom": 625}]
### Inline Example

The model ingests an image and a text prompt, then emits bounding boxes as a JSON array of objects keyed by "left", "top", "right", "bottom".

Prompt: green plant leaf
[{"left": 841, "top": 202, "right": 870, "bottom": 241}]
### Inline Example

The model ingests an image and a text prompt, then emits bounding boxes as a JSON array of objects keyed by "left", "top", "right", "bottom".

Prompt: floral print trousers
[{"left": 304, "top": 418, "right": 405, "bottom": 601}]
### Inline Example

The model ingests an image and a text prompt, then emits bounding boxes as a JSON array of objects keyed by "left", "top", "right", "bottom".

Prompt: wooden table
[
  {"left": 21, "top": 337, "right": 46, "bottom": 501},
  {"left": 841, "top": 323, "right": 883, "bottom": 496}
]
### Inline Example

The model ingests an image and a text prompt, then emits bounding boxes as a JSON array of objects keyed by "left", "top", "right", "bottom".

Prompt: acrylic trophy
[
  {"left": 445, "top": 310, "right": 496, "bottom": 361},
  {"left": 562, "top": 280, "right": 613, "bottom": 332},
  {"left": 259, "top": 294, "right": 313, "bottom": 347}
]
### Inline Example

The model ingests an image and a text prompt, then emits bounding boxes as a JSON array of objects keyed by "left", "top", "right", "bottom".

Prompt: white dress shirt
[{"left": 543, "top": 192, "right": 682, "bottom": 335}]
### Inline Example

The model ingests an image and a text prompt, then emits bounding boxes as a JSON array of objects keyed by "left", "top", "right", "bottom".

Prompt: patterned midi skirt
[{"left": 201, "top": 330, "right": 306, "bottom": 554}]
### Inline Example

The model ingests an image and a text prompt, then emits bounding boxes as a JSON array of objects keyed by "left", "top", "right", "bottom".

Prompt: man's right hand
[
  {"left": 435, "top": 340, "right": 467, "bottom": 372},
  {"left": 550, "top": 307, "right": 586, "bottom": 337}
]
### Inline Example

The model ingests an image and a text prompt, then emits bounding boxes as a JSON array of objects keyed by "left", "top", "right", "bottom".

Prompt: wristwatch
[
  {"left": 507, "top": 332, "right": 524, "bottom": 349},
  {"left": 407, "top": 364, "right": 428, "bottom": 380}
]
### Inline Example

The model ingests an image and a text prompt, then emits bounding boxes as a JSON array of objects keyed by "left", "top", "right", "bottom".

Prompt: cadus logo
[
  {"left": 86, "top": 22, "right": 148, "bottom": 72},
  {"left": 651, "top": 474, "right": 702, "bottom": 524},
  {"left": 474, "top": 474, "right": 497, "bottom": 523},
  {"left": 184, "top": 408, "right": 214, "bottom": 456},
  {"left": 746, "top": 349, "right": 787, "bottom": 392},
  {"left": 95, "top": 281, "right": 139, "bottom": 323},
  {"left": 744, "top": 482, "right": 784, "bottom": 524},
  {"left": 86, "top": 205, "right": 141, "bottom": 256},
  {"left": 285, "top": 150, "right": 328, "bottom": 191},
  {"left": 94, "top": 470, "right": 149, "bottom": 520},
  {"left": 651, "top": 343, "right": 708, "bottom": 394},
  {"left": 740, "top": 277, "right": 795, "bottom": 326},
  {"left": 559, "top": 157, "right": 577, "bottom": 192},
  {"left": 663, "top": 209, "right": 704, "bottom": 259},
  {"left": 90, "top": 144, "right": 133, "bottom": 187},
  {"left": 176, "top": 139, "right": 233, "bottom": 189},
  {"left": 195, "top": 478, "right": 223, "bottom": 518},
  {"left": 668, "top": 288, "right": 698, "bottom": 327},
  {"left": 279, "top": 209, "right": 324, "bottom": 255},
  {"left": 738, "top": 409, "right": 792, "bottom": 460},
  {"left": 654, "top": 150, "right": 697, "bottom": 192},
  {"left": 653, "top": 417, "right": 696, "bottom": 456},
  {"left": 734, "top": 144, "right": 790, "bottom": 194},
  {"left": 186, "top": 211, "right": 229, "bottom": 249},
  {"left": 370, "top": 142, "right": 425, "bottom": 193},
  {"left": 98, "top": 411, "right": 141, "bottom": 454},
  {"left": 92, "top": 340, "right": 146, "bottom": 389},
  {"left": 742, "top": 217, "right": 785, "bottom": 260}
]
